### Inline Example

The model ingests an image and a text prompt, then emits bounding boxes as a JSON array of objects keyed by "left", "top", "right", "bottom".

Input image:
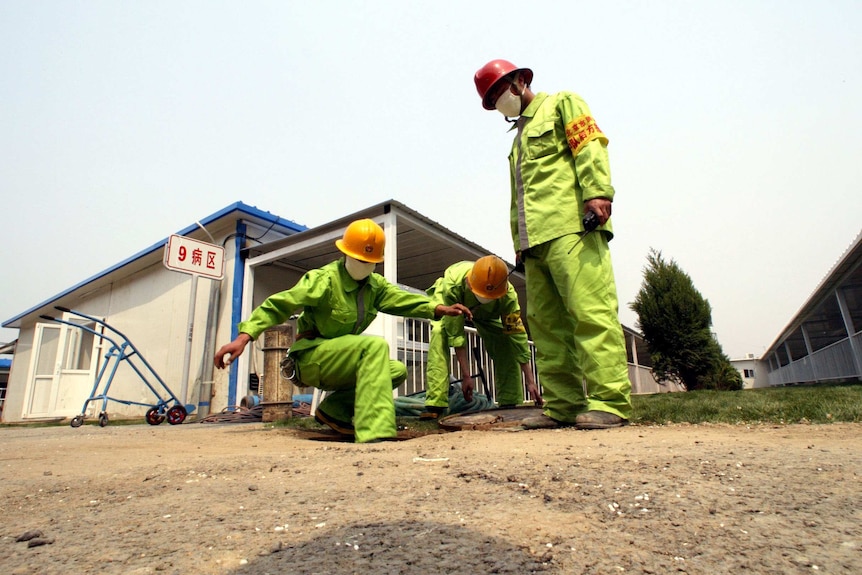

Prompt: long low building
[{"left": 762, "top": 230, "right": 862, "bottom": 386}]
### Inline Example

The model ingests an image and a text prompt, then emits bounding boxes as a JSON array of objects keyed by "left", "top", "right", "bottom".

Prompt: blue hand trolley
[{"left": 39, "top": 306, "right": 194, "bottom": 427}]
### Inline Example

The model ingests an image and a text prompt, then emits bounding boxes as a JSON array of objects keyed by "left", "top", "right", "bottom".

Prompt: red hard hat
[{"left": 474, "top": 59, "right": 533, "bottom": 110}]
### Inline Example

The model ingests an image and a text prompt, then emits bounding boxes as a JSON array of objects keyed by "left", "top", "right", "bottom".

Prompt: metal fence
[
  {"left": 397, "top": 318, "right": 502, "bottom": 398},
  {"left": 396, "top": 317, "right": 671, "bottom": 401},
  {"left": 767, "top": 332, "right": 862, "bottom": 385}
]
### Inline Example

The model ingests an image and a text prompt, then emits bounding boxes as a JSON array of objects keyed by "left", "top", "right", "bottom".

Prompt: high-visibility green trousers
[
  {"left": 524, "top": 232, "right": 632, "bottom": 423},
  {"left": 425, "top": 320, "right": 525, "bottom": 409},
  {"left": 293, "top": 335, "right": 405, "bottom": 443}
]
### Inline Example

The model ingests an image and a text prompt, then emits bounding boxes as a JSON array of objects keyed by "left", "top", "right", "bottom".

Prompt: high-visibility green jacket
[
  {"left": 238, "top": 259, "right": 438, "bottom": 352},
  {"left": 427, "top": 261, "right": 530, "bottom": 365},
  {"left": 509, "top": 91, "right": 615, "bottom": 252}
]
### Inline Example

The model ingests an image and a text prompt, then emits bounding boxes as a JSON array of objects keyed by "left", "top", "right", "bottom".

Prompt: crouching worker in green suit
[
  {"left": 420, "top": 255, "right": 543, "bottom": 420},
  {"left": 214, "top": 218, "right": 472, "bottom": 443}
]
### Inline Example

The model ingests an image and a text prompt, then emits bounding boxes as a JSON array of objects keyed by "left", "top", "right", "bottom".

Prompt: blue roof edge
[{"left": 2, "top": 202, "right": 306, "bottom": 329}]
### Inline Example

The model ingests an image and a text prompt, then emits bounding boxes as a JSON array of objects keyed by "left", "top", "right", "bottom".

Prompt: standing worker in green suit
[
  {"left": 420, "top": 255, "right": 543, "bottom": 420},
  {"left": 473, "top": 59, "right": 632, "bottom": 429},
  {"left": 214, "top": 218, "right": 471, "bottom": 443}
]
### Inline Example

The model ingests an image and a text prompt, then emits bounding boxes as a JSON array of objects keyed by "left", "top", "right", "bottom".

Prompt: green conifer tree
[{"left": 630, "top": 249, "right": 742, "bottom": 391}]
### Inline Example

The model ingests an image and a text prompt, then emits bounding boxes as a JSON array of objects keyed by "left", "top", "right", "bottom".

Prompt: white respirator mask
[
  {"left": 495, "top": 87, "right": 522, "bottom": 118},
  {"left": 474, "top": 294, "right": 495, "bottom": 305},
  {"left": 345, "top": 256, "right": 376, "bottom": 281}
]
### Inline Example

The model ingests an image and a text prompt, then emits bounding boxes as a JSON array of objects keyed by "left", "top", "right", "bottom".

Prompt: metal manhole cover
[{"left": 438, "top": 407, "right": 553, "bottom": 431}]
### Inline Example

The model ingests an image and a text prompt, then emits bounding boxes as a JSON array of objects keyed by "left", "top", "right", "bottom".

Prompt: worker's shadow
[{"left": 226, "top": 518, "right": 550, "bottom": 574}]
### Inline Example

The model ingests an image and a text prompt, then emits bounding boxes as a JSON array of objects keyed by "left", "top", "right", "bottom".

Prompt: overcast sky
[{"left": 2, "top": 1, "right": 860, "bottom": 359}]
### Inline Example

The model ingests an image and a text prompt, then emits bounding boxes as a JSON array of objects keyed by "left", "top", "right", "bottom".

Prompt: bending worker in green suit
[
  {"left": 214, "top": 218, "right": 471, "bottom": 443},
  {"left": 420, "top": 255, "right": 543, "bottom": 420}
]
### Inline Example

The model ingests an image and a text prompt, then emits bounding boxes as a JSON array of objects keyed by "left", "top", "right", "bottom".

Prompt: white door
[
  {"left": 55, "top": 318, "right": 102, "bottom": 416},
  {"left": 25, "top": 317, "right": 101, "bottom": 418},
  {"left": 27, "top": 323, "right": 61, "bottom": 417}
]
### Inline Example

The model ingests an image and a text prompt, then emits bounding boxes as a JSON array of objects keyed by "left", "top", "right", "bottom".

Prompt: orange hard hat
[
  {"left": 466, "top": 255, "right": 510, "bottom": 299},
  {"left": 474, "top": 59, "right": 533, "bottom": 110},
  {"left": 335, "top": 219, "right": 385, "bottom": 263}
]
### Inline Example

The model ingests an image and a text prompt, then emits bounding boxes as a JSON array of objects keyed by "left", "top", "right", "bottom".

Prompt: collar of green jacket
[{"left": 520, "top": 92, "right": 547, "bottom": 119}]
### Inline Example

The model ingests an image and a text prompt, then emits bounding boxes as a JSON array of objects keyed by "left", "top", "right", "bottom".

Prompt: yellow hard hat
[
  {"left": 466, "top": 255, "right": 509, "bottom": 299},
  {"left": 335, "top": 219, "right": 385, "bottom": 263}
]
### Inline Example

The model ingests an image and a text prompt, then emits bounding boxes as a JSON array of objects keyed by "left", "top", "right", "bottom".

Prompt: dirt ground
[{"left": 1, "top": 418, "right": 860, "bottom": 575}]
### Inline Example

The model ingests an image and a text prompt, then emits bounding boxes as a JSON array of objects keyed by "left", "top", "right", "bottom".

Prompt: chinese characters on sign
[{"left": 163, "top": 235, "right": 225, "bottom": 280}]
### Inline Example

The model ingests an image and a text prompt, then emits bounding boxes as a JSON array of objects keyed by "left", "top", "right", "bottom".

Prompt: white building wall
[
  {"left": 2, "top": 333, "right": 34, "bottom": 421},
  {"left": 3, "top": 259, "right": 223, "bottom": 422},
  {"left": 730, "top": 356, "right": 769, "bottom": 389}
]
